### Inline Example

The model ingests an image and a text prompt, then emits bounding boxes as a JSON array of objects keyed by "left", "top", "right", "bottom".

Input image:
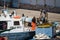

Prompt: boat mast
[{"left": 4, "top": 0, "right": 5, "bottom": 9}]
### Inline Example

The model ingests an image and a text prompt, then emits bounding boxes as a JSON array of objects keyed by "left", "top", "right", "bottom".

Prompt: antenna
[{"left": 4, "top": 0, "right": 5, "bottom": 9}]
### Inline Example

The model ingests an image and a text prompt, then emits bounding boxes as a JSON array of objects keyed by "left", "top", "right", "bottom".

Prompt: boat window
[
  {"left": 14, "top": 21, "right": 20, "bottom": 25},
  {"left": 0, "top": 21, "right": 7, "bottom": 30}
]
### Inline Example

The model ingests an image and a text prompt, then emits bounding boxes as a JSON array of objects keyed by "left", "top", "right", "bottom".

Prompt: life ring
[{"left": 13, "top": 16, "right": 21, "bottom": 19}]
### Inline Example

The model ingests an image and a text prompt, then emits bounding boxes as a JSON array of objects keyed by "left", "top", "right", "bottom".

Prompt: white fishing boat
[{"left": 0, "top": 10, "right": 35, "bottom": 40}]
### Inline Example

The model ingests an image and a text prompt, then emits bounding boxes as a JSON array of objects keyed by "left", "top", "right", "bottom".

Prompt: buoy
[{"left": 13, "top": 16, "right": 21, "bottom": 19}]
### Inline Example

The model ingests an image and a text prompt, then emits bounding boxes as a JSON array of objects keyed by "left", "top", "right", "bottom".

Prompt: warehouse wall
[
  {"left": 20, "top": 0, "right": 31, "bottom": 4},
  {"left": 46, "top": 0, "right": 54, "bottom": 7},
  {"left": 56, "top": 0, "right": 60, "bottom": 7},
  {"left": 37, "top": 0, "right": 45, "bottom": 5},
  {"left": 30, "top": 0, "right": 36, "bottom": 5},
  {"left": 20, "top": 0, "right": 60, "bottom": 7},
  {"left": 0, "top": 0, "right": 60, "bottom": 7},
  {"left": 1, "top": 0, "right": 11, "bottom": 2},
  {"left": 20, "top": 0, "right": 44, "bottom": 5},
  {"left": 12, "top": 0, "right": 18, "bottom": 7}
]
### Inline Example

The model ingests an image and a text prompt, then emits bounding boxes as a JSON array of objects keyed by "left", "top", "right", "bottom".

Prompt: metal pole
[
  {"left": 4, "top": 0, "right": 5, "bottom": 6},
  {"left": 44, "top": 0, "right": 46, "bottom": 9},
  {"left": 36, "top": 0, "right": 38, "bottom": 9},
  {"left": 54, "top": 0, "right": 56, "bottom": 7},
  {"left": 18, "top": 0, "right": 19, "bottom": 8},
  {"left": 44, "top": 0, "right": 46, "bottom": 5}
]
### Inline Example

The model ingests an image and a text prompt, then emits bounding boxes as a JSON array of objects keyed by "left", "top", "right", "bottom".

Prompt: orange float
[{"left": 13, "top": 16, "right": 21, "bottom": 19}]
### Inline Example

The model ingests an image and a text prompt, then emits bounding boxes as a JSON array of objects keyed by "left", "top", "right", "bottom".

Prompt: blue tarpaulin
[{"left": 36, "top": 27, "right": 53, "bottom": 37}]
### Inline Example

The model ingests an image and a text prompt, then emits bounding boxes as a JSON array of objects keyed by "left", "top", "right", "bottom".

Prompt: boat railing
[{"left": 10, "top": 26, "right": 22, "bottom": 29}]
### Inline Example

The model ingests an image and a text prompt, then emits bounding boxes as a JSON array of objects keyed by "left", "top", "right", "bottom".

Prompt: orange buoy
[{"left": 13, "top": 16, "right": 21, "bottom": 19}]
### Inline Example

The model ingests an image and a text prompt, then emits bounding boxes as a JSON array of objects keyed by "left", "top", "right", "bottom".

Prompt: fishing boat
[{"left": 0, "top": 10, "right": 35, "bottom": 40}]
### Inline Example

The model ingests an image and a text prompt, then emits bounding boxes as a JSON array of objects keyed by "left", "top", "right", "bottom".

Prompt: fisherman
[
  {"left": 39, "top": 8, "right": 48, "bottom": 24},
  {"left": 36, "top": 18, "right": 40, "bottom": 25},
  {"left": 21, "top": 14, "right": 26, "bottom": 21},
  {"left": 2, "top": 5, "right": 9, "bottom": 17},
  {"left": 22, "top": 14, "right": 25, "bottom": 17},
  {"left": 43, "top": 8, "right": 48, "bottom": 23},
  {"left": 31, "top": 16, "right": 36, "bottom": 31},
  {"left": 12, "top": 10, "right": 16, "bottom": 16},
  {"left": 40, "top": 9, "right": 43, "bottom": 14},
  {"left": 43, "top": 4, "right": 48, "bottom": 23},
  {"left": 10, "top": 10, "right": 16, "bottom": 17},
  {"left": 21, "top": 14, "right": 26, "bottom": 26}
]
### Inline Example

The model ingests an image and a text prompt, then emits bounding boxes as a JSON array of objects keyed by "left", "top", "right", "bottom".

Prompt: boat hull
[{"left": 0, "top": 31, "right": 35, "bottom": 40}]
